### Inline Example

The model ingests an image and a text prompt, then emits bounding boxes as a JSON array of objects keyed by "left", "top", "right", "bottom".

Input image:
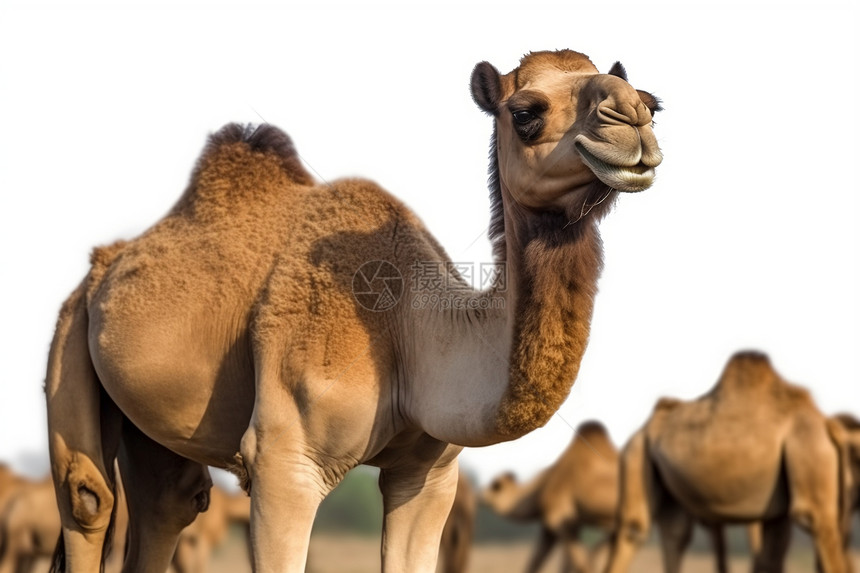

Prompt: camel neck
[
  {"left": 493, "top": 196, "right": 604, "bottom": 437},
  {"left": 492, "top": 473, "right": 548, "bottom": 521},
  {"left": 405, "top": 186, "right": 604, "bottom": 446}
]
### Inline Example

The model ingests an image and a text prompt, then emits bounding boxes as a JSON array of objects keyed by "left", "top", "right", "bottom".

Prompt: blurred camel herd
[
  {"left": 0, "top": 467, "right": 250, "bottom": 573},
  {"left": 478, "top": 351, "right": 860, "bottom": 573},
  {"left": 9, "top": 46, "right": 856, "bottom": 573}
]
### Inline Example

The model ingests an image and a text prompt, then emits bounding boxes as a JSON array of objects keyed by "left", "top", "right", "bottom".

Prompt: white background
[{"left": 1, "top": 1, "right": 857, "bottom": 486}]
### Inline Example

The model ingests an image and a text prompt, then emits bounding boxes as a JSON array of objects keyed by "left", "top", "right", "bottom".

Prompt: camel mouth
[{"left": 574, "top": 140, "right": 655, "bottom": 193}]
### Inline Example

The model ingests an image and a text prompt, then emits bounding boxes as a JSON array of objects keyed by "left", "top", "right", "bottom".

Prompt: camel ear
[
  {"left": 471, "top": 61, "right": 502, "bottom": 115},
  {"left": 608, "top": 61, "right": 628, "bottom": 81},
  {"left": 637, "top": 89, "right": 664, "bottom": 115}
]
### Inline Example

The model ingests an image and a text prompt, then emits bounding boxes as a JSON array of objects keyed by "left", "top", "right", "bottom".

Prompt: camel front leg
[
  {"left": 656, "top": 501, "right": 693, "bottom": 573},
  {"left": 239, "top": 420, "right": 341, "bottom": 573},
  {"left": 525, "top": 527, "right": 556, "bottom": 573},
  {"left": 605, "top": 430, "right": 654, "bottom": 573},
  {"left": 752, "top": 515, "right": 791, "bottom": 573},
  {"left": 559, "top": 527, "right": 591, "bottom": 573},
  {"left": 378, "top": 442, "right": 461, "bottom": 573}
]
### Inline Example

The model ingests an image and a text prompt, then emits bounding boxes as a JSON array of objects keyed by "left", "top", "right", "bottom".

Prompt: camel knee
[
  {"left": 616, "top": 515, "right": 650, "bottom": 545},
  {"left": 791, "top": 505, "right": 838, "bottom": 536},
  {"left": 235, "top": 426, "right": 258, "bottom": 494},
  {"left": 63, "top": 454, "right": 114, "bottom": 532}
]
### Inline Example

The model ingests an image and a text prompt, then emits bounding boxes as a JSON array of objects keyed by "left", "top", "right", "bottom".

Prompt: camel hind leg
[
  {"left": 45, "top": 280, "right": 122, "bottom": 572},
  {"left": 784, "top": 415, "right": 849, "bottom": 573}
]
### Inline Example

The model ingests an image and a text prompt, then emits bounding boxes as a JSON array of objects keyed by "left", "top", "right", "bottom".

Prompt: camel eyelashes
[
  {"left": 511, "top": 112, "right": 544, "bottom": 142},
  {"left": 512, "top": 110, "right": 537, "bottom": 125}
]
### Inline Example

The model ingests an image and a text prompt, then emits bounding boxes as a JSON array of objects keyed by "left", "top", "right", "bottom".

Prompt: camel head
[
  {"left": 480, "top": 471, "right": 519, "bottom": 510},
  {"left": 471, "top": 49, "right": 662, "bottom": 217}
]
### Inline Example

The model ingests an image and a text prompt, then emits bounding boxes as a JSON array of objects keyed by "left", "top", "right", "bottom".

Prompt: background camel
[
  {"left": 482, "top": 421, "right": 617, "bottom": 573},
  {"left": 0, "top": 461, "right": 247, "bottom": 573},
  {"left": 834, "top": 413, "right": 860, "bottom": 516},
  {"left": 0, "top": 466, "right": 24, "bottom": 521},
  {"left": 739, "top": 413, "right": 860, "bottom": 570},
  {"left": 606, "top": 350, "right": 852, "bottom": 573},
  {"left": 438, "top": 471, "right": 476, "bottom": 573},
  {"left": 0, "top": 475, "right": 125, "bottom": 573},
  {"left": 44, "top": 49, "right": 661, "bottom": 572}
]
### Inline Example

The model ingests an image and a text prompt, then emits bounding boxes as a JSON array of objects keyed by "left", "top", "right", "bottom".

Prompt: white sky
[{"left": 0, "top": 1, "right": 857, "bottom": 487}]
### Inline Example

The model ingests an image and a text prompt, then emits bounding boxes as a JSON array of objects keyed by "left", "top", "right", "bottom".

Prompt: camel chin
[{"left": 574, "top": 138, "right": 657, "bottom": 193}]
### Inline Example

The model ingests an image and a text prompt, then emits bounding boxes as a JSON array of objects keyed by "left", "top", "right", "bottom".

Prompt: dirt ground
[
  {"left": 217, "top": 532, "right": 859, "bottom": 573},
  {"left": 31, "top": 532, "right": 860, "bottom": 572}
]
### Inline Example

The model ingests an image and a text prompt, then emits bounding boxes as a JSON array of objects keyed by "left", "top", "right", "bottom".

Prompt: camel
[
  {"left": 0, "top": 475, "right": 126, "bottom": 573},
  {"left": 482, "top": 421, "right": 618, "bottom": 573},
  {"left": 44, "top": 49, "right": 662, "bottom": 572},
  {"left": 0, "top": 465, "right": 25, "bottom": 535},
  {"left": 738, "top": 413, "right": 860, "bottom": 571},
  {"left": 833, "top": 413, "right": 860, "bottom": 516},
  {"left": 172, "top": 485, "right": 251, "bottom": 573},
  {"left": 605, "top": 350, "right": 853, "bottom": 573},
  {"left": 438, "top": 471, "right": 476, "bottom": 573}
]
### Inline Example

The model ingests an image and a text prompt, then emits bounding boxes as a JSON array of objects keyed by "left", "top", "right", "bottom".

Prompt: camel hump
[
  {"left": 575, "top": 420, "right": 609, "bottom": 440},
  {"left": 728, "top": 349, "right": 771, "bottom": 366},
  {"left": 716, "top": 349, "right": 780, "bottom": 390},
  {"left": 833, "top": 412, "right": 860, "bottom": 430},
  {"left": 202, "top": 123, "right": 314, "bottom": 185},
  {"left": 654, "top": 396, "right": 682, "bottom": 411}
]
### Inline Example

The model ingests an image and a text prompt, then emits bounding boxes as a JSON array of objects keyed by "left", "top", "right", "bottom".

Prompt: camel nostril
[{"left": 597, "top": 105, "right": 634, "bottom": 126}]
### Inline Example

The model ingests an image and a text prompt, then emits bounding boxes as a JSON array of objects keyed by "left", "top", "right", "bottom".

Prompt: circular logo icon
[{"left": 352, "top": 260, "right": 403, "bottom": 312}]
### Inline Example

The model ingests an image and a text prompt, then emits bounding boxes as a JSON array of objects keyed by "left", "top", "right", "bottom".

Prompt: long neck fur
[{"left": 493, "top": 194, "right": 604, "bottom": 437}]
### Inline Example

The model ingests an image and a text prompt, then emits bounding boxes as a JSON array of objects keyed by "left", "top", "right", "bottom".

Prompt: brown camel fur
[
  {"left": 44, "top": 49, "right": 662, "bottom": 572},
  {"left": 605, "top": 351, "right": 852, "bottom": 573},
  {"left": 438, "top": 471, "right": 476, "bottom": 573},
  {"left": 482, "top": 421, "right": 617, "bottom": 573}
]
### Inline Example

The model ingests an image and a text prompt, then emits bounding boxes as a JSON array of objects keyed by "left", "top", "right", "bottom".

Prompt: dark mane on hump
[
  {"left": 576, "top": 420, "right": 609, "bottom": 439},
  {"left": 202, "top": 123, "right": 314, "bottom": 185},
  {"left": 835, "top": 412, "right": 860, "bottom": 430}
]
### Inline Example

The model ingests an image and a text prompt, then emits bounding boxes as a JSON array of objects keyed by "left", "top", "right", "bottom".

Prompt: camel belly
[
  {"left": 89, "top": 302, "right": 255, "bottom": 466},
  {"left": 651, "top": 444, "right": 788, "bottom": 522}
]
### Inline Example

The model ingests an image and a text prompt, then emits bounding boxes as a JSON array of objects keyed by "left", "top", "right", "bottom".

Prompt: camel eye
[{"left": 512, "top": 110, "right": 536, "bottom": 125}]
